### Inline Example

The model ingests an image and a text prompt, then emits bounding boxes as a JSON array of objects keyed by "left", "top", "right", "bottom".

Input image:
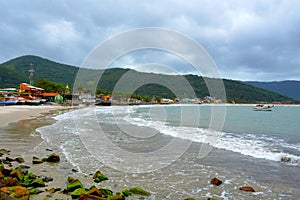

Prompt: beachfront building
[
  {"left": 182, "top": 98, "right": 192, "bottom": 103},
  {"left": 19, "top": 83, "right": 44, "bottom": 97},
  {"left": 43, "top": 93, "right": 64, "bottom": 103},
  {"left": 0, "top": 88, "right": 18, "bottom": 93},
  {"left": 160, "top": 98, "right": 174, "bottom": 104}
]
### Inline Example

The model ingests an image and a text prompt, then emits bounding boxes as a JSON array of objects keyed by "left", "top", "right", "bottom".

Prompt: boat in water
[{"left": 253, "top": 104, "right": 274, "bottom": 111}]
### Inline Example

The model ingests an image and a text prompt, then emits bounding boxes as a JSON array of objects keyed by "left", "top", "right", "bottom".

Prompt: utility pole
[{"left": 28, "top": 63, "right": 34, "bottom": 85}]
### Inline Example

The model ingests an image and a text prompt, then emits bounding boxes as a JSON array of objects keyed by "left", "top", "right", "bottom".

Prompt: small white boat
[{"left": 253, "top": 104, "right": 274, "bottom": 111}]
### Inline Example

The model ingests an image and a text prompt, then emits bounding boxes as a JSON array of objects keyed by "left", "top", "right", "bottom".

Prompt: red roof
[{"left": 44, "top": 93, "right": 59, "bottom": 97}]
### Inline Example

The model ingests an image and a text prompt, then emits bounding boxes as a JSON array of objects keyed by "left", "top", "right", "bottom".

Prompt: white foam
[
  {"left": 123, "top": 111, "right": 300, "bottom": 165},
  {"left": 40, "top": 105, "right": 300, "bottom": 166}
]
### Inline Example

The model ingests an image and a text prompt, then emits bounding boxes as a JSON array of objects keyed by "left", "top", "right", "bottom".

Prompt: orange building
[{"left": 19, "top": 83, "right": 45, "bottom": 97}]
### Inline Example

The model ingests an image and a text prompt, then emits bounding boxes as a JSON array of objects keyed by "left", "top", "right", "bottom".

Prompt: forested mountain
[
  {"left": 0, "top": 55, "right": 79, "bottom": 88},
  {"left": 246, "top": 81, "right": 300, "bottom": 100},
  {"left": 0, "top": 55, "right": 294, "bottom": 103}
]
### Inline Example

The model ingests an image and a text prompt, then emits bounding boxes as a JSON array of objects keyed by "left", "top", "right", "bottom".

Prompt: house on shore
[{"left": 43, "top": 93, "right": 64, "bottom": 103}]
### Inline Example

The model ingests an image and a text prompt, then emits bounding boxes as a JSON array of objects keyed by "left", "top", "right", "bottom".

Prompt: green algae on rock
[
  {"left": 67, "top": 177, "right": 84, "bottom": 192},
  {"left": 129, "top": 186, "right": 151, "bottom": 196},
  {"left": 93, "top": 170, "right": 109, "bottom": 183},
  {"left": 45, "top": 153, "right": 60, "bottom": 163}
]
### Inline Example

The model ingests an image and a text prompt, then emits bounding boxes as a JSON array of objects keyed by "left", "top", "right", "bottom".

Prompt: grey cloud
[{"left": 1, "top": 0, "right": 300, "bottom": 81}]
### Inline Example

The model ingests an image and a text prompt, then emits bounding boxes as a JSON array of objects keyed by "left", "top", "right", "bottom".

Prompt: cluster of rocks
[
  {"left": 1, "top": 148, "right": 258, "bottom": 200},
  {"left": 210, "top": 177, "right": 256, "bottom": 192},
  {"left": 0, "top": 149, "right": 60, "bottom": 200},
  {"left": 184, "top": 177, "right": 256, "bottom": 200},
  {"left": 32, "top": 153, "right": 60, "bottom": 164},
  {"left": 0, "top": 148, "right": 151, "bottom": 200},
  {"left": 65, "top": 173, "right": 150, "bottom": 200}
]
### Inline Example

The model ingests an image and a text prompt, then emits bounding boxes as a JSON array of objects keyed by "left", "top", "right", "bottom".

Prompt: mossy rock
[
  {"left": 67, "top": 179, "right": 83, "bottom": 192},
  {"left": 68, "top": 176, "right": 75, "bottom": 183},
  {"left": 45, "top": 153, "right": 60, "bottom": 163},
  {"left": 27, "top": 172, "right": 36, "bottom": 179},
  {"left": 32, "top": 156, "right": 44, "bottom": 164},
  {"left": 70, "top": 188, "right": 87, "bottom": 199},
  {"left": 119, "top": 189, "right": 132, "bottom": 197},
  {"left": 31, "top": 178, "right": 45, "bottom": 187},
  {"left": 87, "top": 187, "right": 101, "bottom": 197},
  {"left": 93, "top": 171, "right": 108, "bottom": 183},
  {"left": 15, "top": 157, "right": 25, "bottom": 163},
  {"left": 21, "top": 178, "right": 32, "bottom": 187},
  {"left": 0, "top": 164, "right": 4, "bottom": 170},
  {"left": 6, "top": 157, "right": 15, "bottom": 162},
  {"left": 109, "top": 195, "right": 125, "bottom": 200},
  {"left": 0, "top": 148, "right": 10, "bottom": 155},
  {"left": 21, "top": 172, "right": 37, "bottom": 187},
  {"left": 89, "top": 185, "right": 97, "bottom": 190},
  {"left": 0, "top": 177, "right": 18, "bottom": 187},
  {"left": 99, "top": 188, "right": 113, "bottom": 197},
  {"left": 46, "top": 188, "right": 61, "bottom": 193},
  {"left": 0, "top": 186, "right": 30, "bottom": 200},
  {"left": 281, "top": 156, "right": 291, "bottom": 162},
  {"left": 129, "top": 187, "right": 150, "bottom": 196},
  {"left": 30, "top": 188, "right": 43, "bottom": 194},
  {"left": 10, "top": 167, "right": 24, "bottom": 181},
  {"left": 0, "top": 192, "right": 16, "bottom": 200}
]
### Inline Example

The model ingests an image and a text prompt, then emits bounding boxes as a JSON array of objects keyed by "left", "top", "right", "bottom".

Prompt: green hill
[
  {"left": 246, "top": 81, "right": 300, "bottom": 100},
  {"left": 0, "top": 55, "right": 294, "bottom": 103},
  {"left": 0, "top": 55, "right": 79, "bottom": 88}
]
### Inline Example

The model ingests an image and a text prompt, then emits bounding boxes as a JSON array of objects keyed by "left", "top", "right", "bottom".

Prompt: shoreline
[
  {"left": 1, "top": 104, "right": 300, "bottom": 199},
  {"left": 0, "top": 105, "right": 72, "bottom": 128},
  {"left": 0, "top": 105, "right": 84, "bottom": 199}
]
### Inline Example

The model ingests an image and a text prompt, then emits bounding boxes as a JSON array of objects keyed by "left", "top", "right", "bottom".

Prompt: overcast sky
[{"left": 1, "top": 0, "right": 300, "bottom": 81}]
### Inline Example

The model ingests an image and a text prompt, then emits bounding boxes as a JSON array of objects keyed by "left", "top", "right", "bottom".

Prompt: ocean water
[{"left": 35, "top": 104, "right": 300, "bottom": 199}]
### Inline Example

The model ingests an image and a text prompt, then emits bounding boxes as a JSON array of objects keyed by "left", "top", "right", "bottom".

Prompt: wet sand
[
  {"left": 0, "top": 105, "right": 74, "bottom": 199},
  {"left": 0, "top": 105, "right": 69, "bottom": 128}
]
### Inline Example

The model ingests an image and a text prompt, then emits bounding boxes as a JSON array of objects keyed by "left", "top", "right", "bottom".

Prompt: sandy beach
[
  {"left": 0, "top": 105, "right": 70, "bottom": 128},
  {"left": 0, "top": 105, "right": 76, "bottom": 199}
]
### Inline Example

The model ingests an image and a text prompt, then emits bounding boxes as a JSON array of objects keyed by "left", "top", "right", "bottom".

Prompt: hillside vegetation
[
  {"left": 246, "top": 81, "right": 300, "bottom": 100},
  {"left": 0, "top": 55, "right": 294, "bottom": 103}
]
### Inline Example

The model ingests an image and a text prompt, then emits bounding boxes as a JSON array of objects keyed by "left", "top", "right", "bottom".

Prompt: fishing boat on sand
[
  {"left": 253, "top": 104, "right": 274, "bottom": 111},
  {"left": 25, "top": 99, "right": 41, "bottom": 106}
]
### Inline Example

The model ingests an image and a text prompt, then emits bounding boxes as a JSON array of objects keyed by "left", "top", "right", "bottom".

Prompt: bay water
[{"left": 32, "top": 105, "right": 300, "bottom": 199}]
